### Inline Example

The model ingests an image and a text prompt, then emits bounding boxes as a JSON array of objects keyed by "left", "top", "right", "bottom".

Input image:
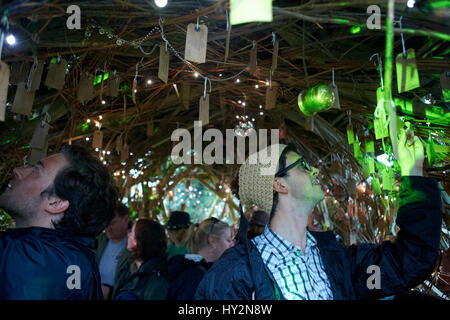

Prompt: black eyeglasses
[
  {"left": 207, "top": 217, "right": 220, "bottom": 235},
  {"left": 275, "top": 144, "right": 311, "bottom": 178}
]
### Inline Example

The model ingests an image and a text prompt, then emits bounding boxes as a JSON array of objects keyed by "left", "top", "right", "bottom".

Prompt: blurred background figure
[
  {"left": 95, "top": 202, "right": 131, "bottom": 300},
  {"left": 115, "top": 219, "right": 170, "bottom": 300},
  {"left": 167, "top": 217, "right": 234, "bottom": 300},
  {"left": 165, "top": 211, "right": 192, "bottom": 260},
  {"left": 247, "top": 210, "right": 270, "bottom": 239}
]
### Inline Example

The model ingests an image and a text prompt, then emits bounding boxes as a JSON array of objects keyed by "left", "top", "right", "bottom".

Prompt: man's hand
[{"left": 397, "top": 125, "right": 424, "bottom": 176}]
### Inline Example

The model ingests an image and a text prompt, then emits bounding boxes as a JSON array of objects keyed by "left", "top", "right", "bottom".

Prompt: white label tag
[{"left": 184, "top": 24, "right": 208, "bottom": 64}]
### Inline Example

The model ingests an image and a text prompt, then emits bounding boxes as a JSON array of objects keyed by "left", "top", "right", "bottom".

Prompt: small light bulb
[
  {"left": 236, "top": 79, "right": 240, "bottom": 83},
  {"left": 154, "top": 0, "right": 168, "bottom": 8},
  {"left": 407, "top": 0, "right": 415, "bottom": 8},
  {"left": 194, "top": 72, "right": 199, "bottom": 77},
  {"left": 219, "top": 73, "right": 222, "bottom": 77},
  {"left": 107, "top": 151, "right": 111, "bottom": 155},
  {"left": 6, "top": 34, "right": 16, "bottom": 46},
  {"left": 259, "top": 105, "right": 262, "bottom": 109},
  {"left": 265, "top": 81, "right": 269, "bottom": 85},
  {"left": 242, "top": 102, "right": 246, "bottom": 106},
  {"left": 134, "top": 89, "right": 137, "bottom": 93},
  {"left": 86, "top": 137, "right": 90, "bottom": 141},
  {"left": 260, "top": 111, "right": 264, "bottom": 115},
  {"left": 95, "top": 148, "right": 99, "bottom": 152},
  {"left": 147, "top": 79, "right": 152, "bottom": 84},
  {"left": 87, "top": 119, "right": 91, "bottom": 123},
  {"left": 255, "top": 84, "right": 259, "bottom": 88},
  {"left": 238, "top": 100, "right": 242, "bottom": 104},
  {"left": 101, "top": 100, "right": 106, "bottom": 105},
  {"left": 99, "top": 115, "right": 103, "bottom": 120}
]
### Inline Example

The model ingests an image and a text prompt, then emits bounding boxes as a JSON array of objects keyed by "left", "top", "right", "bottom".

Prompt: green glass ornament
[
  {"left": 297, "top": 84, "right": 335, "bottom": 116},
  {"left": 99, "top": 28, "right": 105, "bottom": 35},
  {"left": 116, "top": 39, "right": 123, "bottom": 46}
]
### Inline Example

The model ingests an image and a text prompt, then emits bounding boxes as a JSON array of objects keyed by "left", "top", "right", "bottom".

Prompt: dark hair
[
  {"left": 116, "top": 203, "right": 129, "bottom": 218},
  {"left": 47, "top": 144, "right": 119, "bottom": 237},
  {"left": 130, "top": 219, "right": 167, "bottom": 262}
]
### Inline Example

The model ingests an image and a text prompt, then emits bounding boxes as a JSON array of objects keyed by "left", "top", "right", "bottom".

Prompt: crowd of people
[{"left": 0, "top": 131, "right": 444, "bottom": 300}]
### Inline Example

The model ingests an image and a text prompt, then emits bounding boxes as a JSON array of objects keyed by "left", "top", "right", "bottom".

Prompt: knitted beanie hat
[{"left": 238, "top": 144, "right": 287, "bottom": 213}]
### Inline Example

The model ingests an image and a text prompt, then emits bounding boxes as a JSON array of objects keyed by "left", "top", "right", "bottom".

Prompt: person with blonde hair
[{"left": 168, "top": 217, "right": 234, "bottom": 300}]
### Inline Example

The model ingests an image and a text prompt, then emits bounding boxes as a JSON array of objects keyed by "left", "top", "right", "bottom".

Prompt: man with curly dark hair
[{"left": 0, "top": 144, "right": 118, "bottom": 299}]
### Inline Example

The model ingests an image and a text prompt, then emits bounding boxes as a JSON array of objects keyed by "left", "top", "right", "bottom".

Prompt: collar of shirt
[{"left": 257, "top": 226, "right": 317, "bottom": 261}]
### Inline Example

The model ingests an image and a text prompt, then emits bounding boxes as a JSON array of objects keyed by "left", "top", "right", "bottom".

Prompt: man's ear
[
  {"left": 273, "top": 178, "right": 289, "bottom": 194},
  {"left": 45, "top": 195, "right": 69, "bottom": 215}
]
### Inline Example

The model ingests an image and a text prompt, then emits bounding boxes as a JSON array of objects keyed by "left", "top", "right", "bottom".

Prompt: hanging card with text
[
  {"left": 272, "top": 39, "right": 279, "bottom": 71},
  {"left": 199, "top": 94, "right": 210, "bottom": 125},
  {"left": 330, "top": 84, "right": 340, "bottom": 109},
  {"left": 26, "top": 61, "right": 44, "bottom": 92},
  {"left": 10, "top": 62, "right": 30, "bottom": 85},
  {"left": 44, "top": 59, "right": 67, "bottom": 90},
  {"left": 265, "top": 82, "right": 278, "bottom": 110},
  {"left": 395, "top": 49, "right": 420, "bottom": 93},
  {"left": 158, "top": 44, "right": 170, "bottom": 83},
  {"left": 92, "top": 130, "right": 103, "bottom": 149},
  {"left": 77, "top": 74, "right": 96, "bottom": 104},
  {"left": 30, "top": 139, "right": 48, "bottom": 166},
  {"left": 230, "top": 0, "right": 273, "bottom": 25},
  {"left": 12, "top": 82, "right": 36, "bottom": 116},
  {"left": 30, "top": 122, "right": 50, "bottom": 150},
  {"left": 106, "top": 74, "right": 120, "bottom": 97}
]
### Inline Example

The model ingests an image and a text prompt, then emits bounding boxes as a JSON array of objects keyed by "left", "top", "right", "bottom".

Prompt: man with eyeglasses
[{"left": 196, "top": 129, "right": 442, "bottom": 300}]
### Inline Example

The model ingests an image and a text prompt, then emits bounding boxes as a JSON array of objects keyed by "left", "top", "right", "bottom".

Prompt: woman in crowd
[
  {"left": 167, "top": 217, "right": 234, "bottom": 300},
  {"left": 115, "top": 219, "right": 170, "bottom": 300}
]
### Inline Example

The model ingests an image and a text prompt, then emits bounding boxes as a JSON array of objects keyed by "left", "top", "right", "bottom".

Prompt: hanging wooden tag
[
  {"left": 0, "top": 61, "right": 10, "bottom": 122},
  {"left": 330, "top": 84, "right": 340, "bottom": 109},
  {"left": 230, "top": 0, "right": 273, "bottom": 25},
  {"left": 272, "top": 39, "right": 279, "bottom": 71},
  {"left": 224, "top": 25, "right": 232, "bottom": 63},
  {"left": 106, "top": 74, "right": 120, "bottom": 97},
  {"left": 376, "top": 87, "right": 384, "bottom": 105},
  {"left": 372, "top": 176, "right": 381, "bottom": 195},
  {"left": 181, "top": 83, "right": 190, "bottom": 110},
  {"left": 30, "top": 121, "right": 50, "bottom": 150},
  {"left": 395, "top": 49, "right": 420, "bottom": 93},
  {"left": 92, "top": 130, "right": 103, "bottom": 149},
  {"left": 158, "top": 44, "right": 170, "bottom": 84},
  {"left": 199, "top": 94, "right": 210, "bottom": 125},
  {"left": 184, "top": 23, "right": 208, "bottom": 64},
  {"left": 249, "top": 43, "right": 257, "bottom": 75},
  {"left": 10, "top": 62, "right": 31, "bottom": 85},
  {"left": 12, "top": 83, "right": 36, "bottom": 116},
  {"left": 30, "top": 138, "right": 48, "bottom": 166},
  {"left": 382, "top": 168, "right": 393, "bottom": 191},
  {"left": 265, "top": 82, "right": 278, "bottom": 110},
  {"left": 121, "top": 143, "right": 129, "bottom": 162},
  {"left": 146, "top": 121, "right": 154, "bottom": 137},
  {"left": 374, "top": 99, "right": 389, "bottom": 140},
  {"left": 44, "top": 59, "right": 67, "bottom": 90},
  {"left": 132, "top": 78, "right": 137, "bottom": 104},
  {"left": 305, "top": 116, "right": 314, "bottom": 132},
  {"left": 77, "top": 74, "right": 96, "bottom": 104},
  {"left": 347, "top": 124, "right": 354, "bottom": 145},
  {"left": 115, "top": 135, "right": 123, "bottom": 153},
  {"left": 441, "top": 71, "right": 450, "bottom": 102},
  {"left": 26, "top": 61, "right": 44, "bottom": 92}
]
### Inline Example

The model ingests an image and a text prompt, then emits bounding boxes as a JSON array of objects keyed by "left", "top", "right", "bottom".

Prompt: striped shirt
[{"left": 252, "top": 226, "right": 333, "bottom": 300}]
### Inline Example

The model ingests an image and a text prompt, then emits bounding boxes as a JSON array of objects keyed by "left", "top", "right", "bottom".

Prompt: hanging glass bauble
[
  {"left": 99, "top": 28, "right": 105, "bottom": 35},
  {"left": 107, "top": 33, "right": 114, "bottom": 39},
  {"left": 234, "top": 115, "right": 255, "bottom": 137},
  {"left": 116, "top": 39, "right": 124, "bottom": 46},
  {"left": 298, "top": 84, "right": 335, "bottom": 116}
]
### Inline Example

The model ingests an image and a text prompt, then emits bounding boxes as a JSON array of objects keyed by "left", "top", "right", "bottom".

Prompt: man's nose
[{"left": 13, "top": 166, "right": 30, "bottom": 179}]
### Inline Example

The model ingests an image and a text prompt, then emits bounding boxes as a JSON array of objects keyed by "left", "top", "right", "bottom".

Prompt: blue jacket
[
  {"left": 0, "top": 227, "right": 102, "bottom": 300},
  {"left": 167, "top": 254, "right": 212, "bottom": 300},
  {"left": 195, "top": 176, "right": 442, "bottom": 300}
]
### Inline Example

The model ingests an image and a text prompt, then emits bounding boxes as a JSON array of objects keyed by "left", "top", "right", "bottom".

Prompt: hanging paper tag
[
  {"left": 272, "top": 39, "right": 279, "bottom": 71},
  {"left": 44, "top": 59, "right": 67, "bottom": 90},
  {"left": 372, "top": 177, "right": 381, "bottom": 195},
  {"left": 77, "top": 74, "right": 96, "bottom": 104},
  {"left": 382, "top": 168, "right": 393, "bottom": 191},
  {"left": 329, "top": 84, "right": 340, "bottom": 109},
  {"left": 106, "top": 74, "right": 120, "bottom": 97},
  {"left": 230, "top": 0, "right": 273, "bottom": 25},
  {"left": 376, "top": 87, "right": 384, "bottom": 105},
  {"left": 12, "top": 83, "right": 36, "bottom": 116},
  {"left": 265, "top": 82, "right": 278, "bottom": 110},
  {"left": 92, "top": 130, "right": 103, "bottom": 149},
  {"left": 29, "top": 139, "right": 48, "bottom": 166},
  {"left": 441, "top": 71, "right": 450, "bottom": 103},
  {"left": 374, "top": 98, "right": 389, "bottom": 140},
  {"left": 361, "top": 158, "right": 370, "bottom": 179},
  {"left": 182, "top": 83, "right": 190, "bottom": 110},
  {"left": 184, "top": 23, "right": 208, "bottom": 64},
  {"left": 249, "top": 43, "right": 257, "bottom": 75},
  {"left": 425, "top": 136, "right": 436, "bottom": 165},
  {"left": 158, "top": 44, "right": 170, "bottom": 83},
  {"left": 26, "top": 61, "right": 44, "bottom": 92},
  {"left": 305, "top": 116, "right": 314, "bottom": 132},
  {"left": 146, "top": 121, "right": 154, "bottom": 137},
  {"left": 199, "top": 94, "right": 210, "bottom": 125},
  {"left": 395, "top": 49, "right": 420, "bottom": 93},
  {"left": 10, "top": 62, "right": 31, "bottom": 85},
  {"left": 347, "top": 124, "right": 354, "bottom": 145},
  {"left": 224, "top": 25, "right": 232, "bottom": 62},
  {"left": 368, "top": 156, "right": 375, "bottom": 174},
  {"left": 353, "top": 138, "right": 363, "bottom": 160},
  {"left": 0, "top": 62, "right": 10, "bottom": 122},
  {"left": 365, "top": 139, "right": 375, "bottom": 153},
  {"left": 121, "top": 143, "right": 129, "bottom": 162},
  {"left": 30, "top": 121, "right": 50, "bottom": 150}
]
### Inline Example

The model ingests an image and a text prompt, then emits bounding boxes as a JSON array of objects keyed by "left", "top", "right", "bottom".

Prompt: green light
[
  {"left": 80, "top": 123, "right": 89, "bottom": 132},
  {"left": 93, "top": 72, "right": 109, "bottom": 86},
  {"left": 350, "top": 25, "right": 361, "bottom": 34},
  {"left": 430, "top": 0, "right": 450, "bottom": 9},
  {"left": 131, "top": 211, "right": 137, "bottom": 218}
]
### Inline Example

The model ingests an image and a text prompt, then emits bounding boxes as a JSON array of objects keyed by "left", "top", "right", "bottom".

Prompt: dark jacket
[
  {"left": 167, "top": 254, "right": 212, "bottom": 300},
  {"left": 0, "top": 227, "right": 102, "bottom": 300},
  {"left": 115, "top": 257, "right": 170, "bottom": 300},
  {"left": 95, "top": 233, "right": 131, "bottom": 299},
  {"left": 196, "top": 176, "right": 442, "bottom": 300}
]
